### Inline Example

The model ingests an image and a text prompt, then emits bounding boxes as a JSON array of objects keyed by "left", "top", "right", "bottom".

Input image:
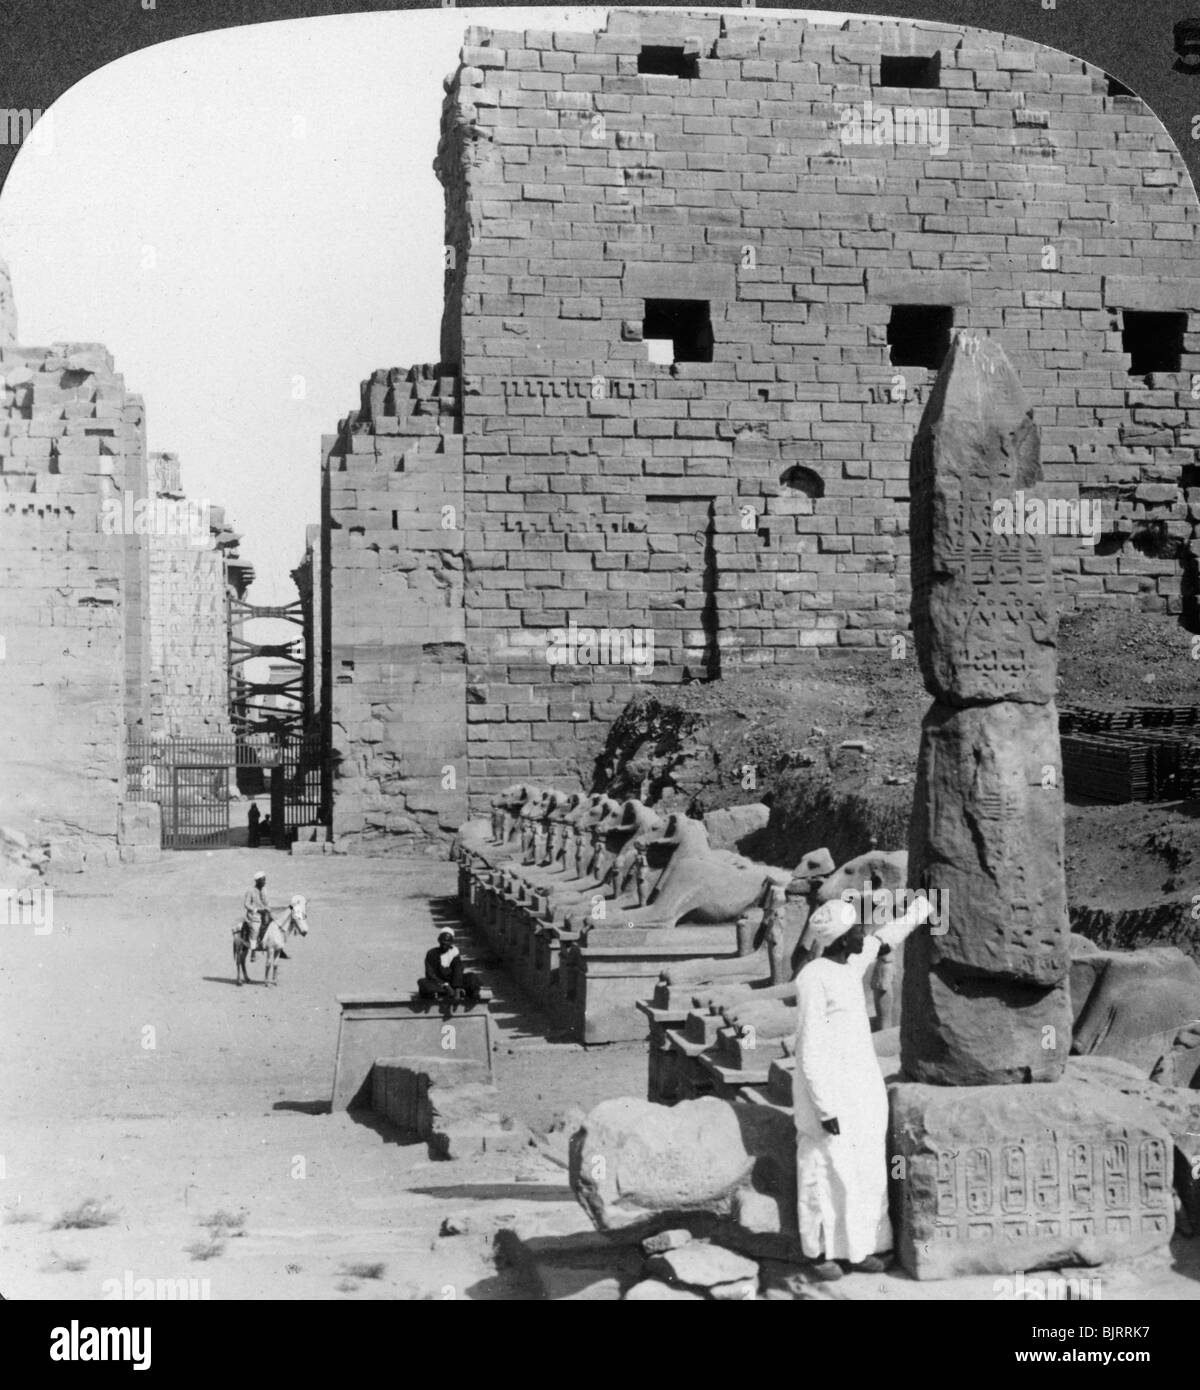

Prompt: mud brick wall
[
  {"left": 145, "top": 453, "right": 232, "bottom": 736},
  {"left": 429, "top": 10, "right": 1200, "bottom": 809},
  {"left": 323, "top": 367, "right": 468, "bottom": 846},
  {"left": 0, "top": 339, "right": 145, "bottom": 870}
]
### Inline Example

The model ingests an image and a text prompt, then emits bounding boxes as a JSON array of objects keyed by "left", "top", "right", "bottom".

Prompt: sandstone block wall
[
  {"left": 292, "top": 522, "right": 321, "bottom": 727},
  {"left": 146, "top": 453, "right": 233, "bottom": 736},
  {"left": 0, "top": 265, "right": 249, "bottom": 871},
  {"left": 323, "top": 367, "right": 468, "bottom": 845},
  {"left": 324, "top": 10, "right": 1200, "bottom": 833},
  {"left": 443, "top": 11, "right": 1200, "bottom": 808},
  {"left": 0, "top": 340, "right": 145, "bottom": 868}
]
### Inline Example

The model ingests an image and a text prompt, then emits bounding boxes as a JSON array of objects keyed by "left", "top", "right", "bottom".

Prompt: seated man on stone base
[{"left": 418, "top": 929, "right": 481, "bottom": 1006}]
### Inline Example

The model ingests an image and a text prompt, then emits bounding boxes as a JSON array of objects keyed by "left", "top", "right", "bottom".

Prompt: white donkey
[{"left": 261, "top": 894, "right": 309, "bottom": 986}]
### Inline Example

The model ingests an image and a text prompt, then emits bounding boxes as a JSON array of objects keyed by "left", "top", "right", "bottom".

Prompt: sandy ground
[
  {"left": 0, "top": 846, "right": 642, "bottom": 1301},
  {"left": 6, "top": 843, "right": 1200, "bottom": 1302}
]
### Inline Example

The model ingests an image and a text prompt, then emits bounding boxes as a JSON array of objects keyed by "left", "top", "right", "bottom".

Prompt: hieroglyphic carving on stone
[
  {"left": 965, "top": 1148, "right": 993, "bottom": 1215},
  {"left": 910, "top": 332, "right": 1056, "bottom": 707},
  {"left": 902, "top": 335, "right": 1074, "bottom": 1084},
  {"left": 927, "top": 1134, "right": 1171, "bottom": 1245}
]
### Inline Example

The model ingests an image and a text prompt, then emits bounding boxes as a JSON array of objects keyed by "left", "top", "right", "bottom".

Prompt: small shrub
[
  {"left": 53, "top": 1200, "right": 118, "bottom": 1231},
  {"left": 198, "top": 1210, "right": 245, "bottom": 1235},
  {"left": 186, "top": 1238, "right": 225, "bottom": 1262}
]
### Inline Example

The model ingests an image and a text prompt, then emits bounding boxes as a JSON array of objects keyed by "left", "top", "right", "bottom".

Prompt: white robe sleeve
[
  {"left": 794, "top": 966, "right": 843, "bottom": 1122},
  {"left": 848, "top": 931, "right": 882, "bottom": 980},
  {"left": 874, "top": 895, "right": 933, "bottom": 950}
]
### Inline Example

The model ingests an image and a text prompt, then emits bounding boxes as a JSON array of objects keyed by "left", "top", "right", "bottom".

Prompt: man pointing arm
[{"left": 791, "top": 890, "right": 933, "bottom": 1279}]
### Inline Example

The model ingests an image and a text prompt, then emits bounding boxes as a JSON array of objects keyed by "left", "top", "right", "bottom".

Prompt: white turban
[{"left": 801, "top": 897, "right": 860, "bottom": 953}]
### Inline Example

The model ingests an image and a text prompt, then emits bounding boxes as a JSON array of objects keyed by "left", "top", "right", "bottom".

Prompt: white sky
[{"left": 0, "top": 6, "right": 854, "bottom": 605}]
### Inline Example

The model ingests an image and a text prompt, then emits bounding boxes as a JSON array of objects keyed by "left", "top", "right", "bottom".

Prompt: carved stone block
[
  {"left": 910, "top": 333, "right": 1056, "bottom": 706},
  {"left": 900, "top": 954, "right": 1071, "bottom": 1085},
  {"left": 890, "top": 1079, "right": 1174, "bottom": 1279},
  {"left": 908, "top": 700, "right": 1070, "bottom": 984}
]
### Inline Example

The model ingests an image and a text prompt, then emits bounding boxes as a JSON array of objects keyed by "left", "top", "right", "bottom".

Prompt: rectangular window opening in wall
[
  {"left": 392, "top": 511, "right": 399, "bottom": 530},
  {"left": 886, "top": 305, "right": 953, "bottom": 370},
  {"left": 637, "top": 46, "right": 699, "bottom": 78},
  {"left": 879, "top": 53, "right": 941, "bottom": 89},
  {"left": 1122, "top": 310, "right": 1186, "bottom": 376},
  {"left": 643, "top": 300, "right": 713, "bottom": 365}
]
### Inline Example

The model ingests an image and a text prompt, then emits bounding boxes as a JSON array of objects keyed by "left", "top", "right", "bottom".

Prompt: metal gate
[
  {"left": 167, "top": 765, "right": 231, "bottom": 849},
  {"left": 126, "top": 734, "right": 325, "bottom": 850},
  {"left": 279, "top": 737, "right": 324, "bottom": 834}
]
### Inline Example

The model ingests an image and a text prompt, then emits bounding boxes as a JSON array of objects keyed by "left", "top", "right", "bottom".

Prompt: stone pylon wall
[
  {"left": 434, "top": 10, "right": 1200, "bottom": 808},
  {"left": 0, "top": 339, "right": 145, "bottom": 870},
  {"left": 0, "top": 259, "right": 250, "bottom": 870},
  {"left": 292, "top": 522, "right": 321, "bottom": 727},
  {"left": 323, "top": 367, "right": 468, "bottom": 846},
  {"left": 146, "top": 453, "right": 232, "bottom": 737},
  {"left": 323, "top": 10, "right": 1200, "bottom": 836}
]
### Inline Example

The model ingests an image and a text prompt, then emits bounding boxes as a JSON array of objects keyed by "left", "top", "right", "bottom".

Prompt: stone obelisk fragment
[
  {"left": 891, "top": 333, "right": 1173, "bottom": 1280},
  {"left": 900, "top": 333, "right": 1072, "bottom": 1086}
]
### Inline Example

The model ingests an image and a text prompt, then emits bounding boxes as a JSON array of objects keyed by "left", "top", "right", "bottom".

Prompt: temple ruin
[
  {"left": 0, "top": 261, "right": 257, "bottom": 872},
  {"left": 322, "top": 9, "right": 1200, "bottom": 849}
]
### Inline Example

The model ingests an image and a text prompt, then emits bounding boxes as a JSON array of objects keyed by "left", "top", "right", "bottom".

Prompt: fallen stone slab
[
  {"left": 703, "top": 803, "right": 769, "bottom": 852},
  {"left": 1069, "top": 945, "right": 1200, "bottom": 1081},
  {"left": 645, "top": 1242, "right": 759, "bottom": 1292},
  {"left": 425, "top": 1076, "right": 531, "bottom": 1161},
  {"left": 495, "top": 1204, "right": 640, "bottom": 1301},
  {"left": 641, "top": 1228, "right": 693, "bottom": 1256},
  {"left": 624, "top": 1279, "right": 705, "bottom": 1301},
  {"left": 708, "top": 1277, "right": 759, "bottom": 1301},
  {"left": 570, "top": 1094, "right": 795, "bottom": 1236}
]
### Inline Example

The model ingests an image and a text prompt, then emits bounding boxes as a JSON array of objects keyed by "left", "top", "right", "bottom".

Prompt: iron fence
[{"left": 125, "top": 734, "right": 325, "bottom": 848}]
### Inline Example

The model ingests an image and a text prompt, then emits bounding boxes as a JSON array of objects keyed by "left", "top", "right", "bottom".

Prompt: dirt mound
[
  {"left": 593, "top": 608, "right": 1200, "bottom": 915},
  {"left": 1059, "top": 607, "right": 1200, "bottom": 707}
]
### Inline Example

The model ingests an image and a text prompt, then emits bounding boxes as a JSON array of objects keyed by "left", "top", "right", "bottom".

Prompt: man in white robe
[{"left": 792, "top": 891, "right": 932, "bottom": 1275}]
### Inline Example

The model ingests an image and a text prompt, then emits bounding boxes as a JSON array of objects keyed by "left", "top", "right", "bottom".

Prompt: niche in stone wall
[
  {"left": 887, "top": 305, "right": 953, "bottom": 370},
  {"left": 642, "top": 300, "right": 713, "bottom": 365},
  {"left": 780, "top": 464, "right": 825, "bottom": 499},
  {"left": 1121, "top": 311, "right": 1186, "bottom": 377},
  {"left": 878, "top": 53, "right": 941, "bottom": 89},
  {"left": 637, "top": 45, "right": 699, "bottom": 78}
]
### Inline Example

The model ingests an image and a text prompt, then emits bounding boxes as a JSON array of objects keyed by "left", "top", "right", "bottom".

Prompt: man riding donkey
[{"left": 233, "top": 870, "right": 308, "bottom": 986}]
